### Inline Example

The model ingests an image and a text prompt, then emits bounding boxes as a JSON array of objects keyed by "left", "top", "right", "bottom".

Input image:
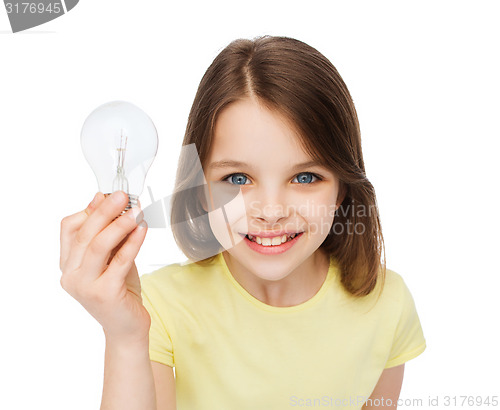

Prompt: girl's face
[{"left": 204, "top": 97, "right": 342, "bottom": 282}]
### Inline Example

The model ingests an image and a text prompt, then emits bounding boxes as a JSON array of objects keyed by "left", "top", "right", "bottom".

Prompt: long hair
[{"left": 170, "top": 35, "right": 386, "bottom": 296}]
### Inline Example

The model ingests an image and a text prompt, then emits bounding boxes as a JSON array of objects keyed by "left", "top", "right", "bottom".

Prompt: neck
[{"left": 222, "top": 249, "right": 330, "bottom": 307}]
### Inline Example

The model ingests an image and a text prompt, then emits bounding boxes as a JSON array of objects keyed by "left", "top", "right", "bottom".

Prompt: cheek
[
  {"left": 207, "top": 187, "right": 248, "bottom": 250},
  {"left": 294, "top": 191, "right": 337, "bottom": 217},
  {"left": 207, "top": 210, "right": 232, "bottom": 250},
  {"left": 294, "top": 191, "right": 337, "bottom": 236}
]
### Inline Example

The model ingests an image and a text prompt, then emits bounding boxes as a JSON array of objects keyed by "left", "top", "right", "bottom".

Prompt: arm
[
  {"left": 60, "top": 193, "right": 174, "bottom": 409},
  {"left": 100, "top": 336, "right": 157, "bottom": 410},
  {"left": 151, "top": 361, "right": 177, "bottom": 410},
  {"left": 362, "top": 364, "right": 404, "bottom": 409},
  {"left": 100, "top": 337, "right": 177, "bottom": 410}
]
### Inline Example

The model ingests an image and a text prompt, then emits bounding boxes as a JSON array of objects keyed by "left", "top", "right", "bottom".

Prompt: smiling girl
[{"left": 60, "top": 35, "right": 425, "bottom": 410}]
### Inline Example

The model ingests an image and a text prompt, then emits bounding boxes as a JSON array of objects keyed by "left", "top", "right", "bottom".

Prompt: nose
[
  {"left": 255, "top": 205, "right": 286, "bottom": 225},
  {"left": 249, "top": 189, "right": 289, "bottom": 226}
]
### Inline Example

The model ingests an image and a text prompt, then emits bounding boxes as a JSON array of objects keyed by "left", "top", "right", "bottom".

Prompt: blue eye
[
  {"left": 222, "top": 172, "right": 322, "bottom": 185},
  {"left": 223, "top": 173, "right": 250, "bottom": 185},
  {"left": 293, "top": 172, "right": 320, "bottom": 184}
]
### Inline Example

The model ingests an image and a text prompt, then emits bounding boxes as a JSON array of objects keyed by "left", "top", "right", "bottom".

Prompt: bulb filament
[{"left": 112, "top": 130, "right": 130, "bottom": 193}]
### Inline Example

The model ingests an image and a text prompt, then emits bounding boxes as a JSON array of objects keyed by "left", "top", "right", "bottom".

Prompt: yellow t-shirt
[{"left": 140, "top": 252, "right": 426, "bottom": 410}]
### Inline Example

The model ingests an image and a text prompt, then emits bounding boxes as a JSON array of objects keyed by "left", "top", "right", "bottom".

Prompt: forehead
[{"left": 208, "top": 98, "right": 311, "bottom": 165}]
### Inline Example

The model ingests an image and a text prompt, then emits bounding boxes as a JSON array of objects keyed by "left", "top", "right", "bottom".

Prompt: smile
[
  {"left": 246, "top": 233, "right": 299, "bottom": 245},
  {"left": 238, "top": 232, "right": 304, "bottom": 255}
]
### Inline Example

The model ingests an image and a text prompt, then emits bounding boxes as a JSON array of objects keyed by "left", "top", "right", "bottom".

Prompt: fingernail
[
  {"left": 111, "top": 191, "right": 125, "bottom": 204},
  {"left": 138, "top": 221, "right": 147, "bottom": 230}
]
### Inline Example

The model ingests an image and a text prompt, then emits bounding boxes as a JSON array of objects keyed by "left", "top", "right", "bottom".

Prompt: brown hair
[{"left": 170, "top": 35, "right": 386, "bottom": 297}]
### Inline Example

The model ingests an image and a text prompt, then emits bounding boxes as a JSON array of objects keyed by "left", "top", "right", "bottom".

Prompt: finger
[
  {"left": 60, "top": 192, "right": 104, "bottom": 270},
  {"left": 107, "top": 235, "right": 129, "bottom": 265},
  {"left": 105, "top": 220, "right": 148, "bottom": 282},
  {"left": 85, "top": 192, "right": 105, "bottom": 216},
  {"left": 79, "top": 206, "right": 143, "bottom": 280},
  {"left": 65, "top": 191, "right": 129, "bottom": 272}
]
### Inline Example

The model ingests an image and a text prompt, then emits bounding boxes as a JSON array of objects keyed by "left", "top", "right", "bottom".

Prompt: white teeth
[{"left": 246, "top": 233, "right": 300, "bottom": 246}]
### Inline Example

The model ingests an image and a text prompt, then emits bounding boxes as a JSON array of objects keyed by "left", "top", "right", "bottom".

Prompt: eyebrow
[{"left": 208, "top": 159, "right": 325, "bottom": 172}]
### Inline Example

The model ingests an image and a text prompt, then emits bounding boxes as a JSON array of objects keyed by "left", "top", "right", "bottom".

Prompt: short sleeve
[
  {"left": 384, "top": 277, "right": 426, "bottom": 368},
  {"left": 140, "top": 274, "right": 175, "bottom": 368}
]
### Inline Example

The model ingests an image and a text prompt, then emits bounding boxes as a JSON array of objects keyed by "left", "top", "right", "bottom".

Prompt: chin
[{"left": 255, "top": 270, "right": 291, "bottom": 282}]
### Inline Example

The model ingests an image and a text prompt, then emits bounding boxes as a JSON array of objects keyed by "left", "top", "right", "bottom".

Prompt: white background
[{"left": 1, "top": 1, "right": 499, "bottom": 408}]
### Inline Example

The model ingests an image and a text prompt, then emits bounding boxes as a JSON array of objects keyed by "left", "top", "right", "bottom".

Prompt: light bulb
[{"left": 81, "top": 101, "right": 158, "bottom": 211}]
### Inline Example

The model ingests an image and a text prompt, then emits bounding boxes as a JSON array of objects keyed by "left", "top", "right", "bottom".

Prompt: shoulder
[
  {"left": 375, "top": 267, "right": 423, "bottom": 330},
  {"left": 350, "top": 267, "right": 418, "bottom": 318},
  {"left": 378, "top": 269, "right": 426, "bottom": 367},
  {"left": 373, "top": 267, "right": 413, "bottom": 304},
  {"left": 139, "top": 257, "right": 222, "bottom": 301},
  {"left": 380, "top": 268, "right": 407, "bottom": 299}
]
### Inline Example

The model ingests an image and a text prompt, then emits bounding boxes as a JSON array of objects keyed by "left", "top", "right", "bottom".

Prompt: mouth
[
  {"left": 238, "top": 232, "right": 305, "bottom": 254},
  {"left": 240, "top": 232, "right": 303, "bottom": 245}
]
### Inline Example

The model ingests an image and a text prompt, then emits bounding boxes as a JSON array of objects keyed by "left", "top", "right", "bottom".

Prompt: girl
[{"left": 60, "top": 35, "right": 426, "bottom": 410}]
